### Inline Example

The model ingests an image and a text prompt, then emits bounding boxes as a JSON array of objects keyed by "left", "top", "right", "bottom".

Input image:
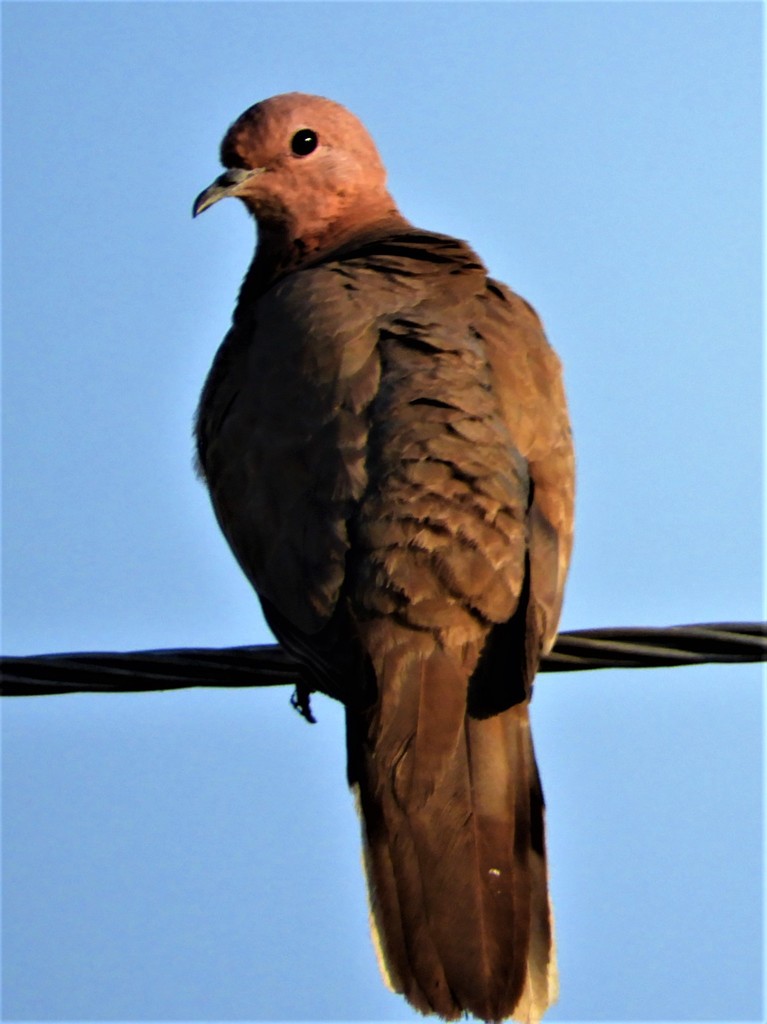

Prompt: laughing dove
[{"left": 193, "top": 93, "right": 574, "bottom": 1023}]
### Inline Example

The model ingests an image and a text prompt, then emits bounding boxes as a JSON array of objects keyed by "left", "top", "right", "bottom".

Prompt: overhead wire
[{"left": 2, "top": 621, "right": 764, "bottom": 700}]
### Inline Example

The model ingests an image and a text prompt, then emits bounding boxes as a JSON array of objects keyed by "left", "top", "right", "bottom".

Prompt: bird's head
[{"left": 193, "top": 93, "right": 404, "bottom": 260}]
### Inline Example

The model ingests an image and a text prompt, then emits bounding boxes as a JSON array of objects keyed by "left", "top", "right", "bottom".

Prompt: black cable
[{"left": 2, "top": 621, "right": 764, "bottom": 700}]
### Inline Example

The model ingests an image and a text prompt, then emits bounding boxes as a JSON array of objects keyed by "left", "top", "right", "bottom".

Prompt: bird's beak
[{"left": 192, "top": 167, "right": 265, "bottom": 217}]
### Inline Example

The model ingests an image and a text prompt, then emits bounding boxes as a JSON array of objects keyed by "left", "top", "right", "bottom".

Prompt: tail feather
[
  {"left": 349, "top": 639, "right": 556, "bottom": 1022},
  {"left": 355, "top": 776, "right": 453, "bottom": 1012}
]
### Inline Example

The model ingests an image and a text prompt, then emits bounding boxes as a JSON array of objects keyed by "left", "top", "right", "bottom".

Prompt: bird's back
[{"left": 196, "top": 225, "right": 573, "bottom": 1022}]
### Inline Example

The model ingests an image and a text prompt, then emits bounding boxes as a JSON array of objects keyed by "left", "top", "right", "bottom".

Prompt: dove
[{"left": 193, "top": 92, "right": 574, "bottom": 1023}]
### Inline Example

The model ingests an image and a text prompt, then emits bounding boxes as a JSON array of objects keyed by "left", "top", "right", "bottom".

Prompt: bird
[{"left": 192, "top": 92, "right": 574, "bottom": 1023}]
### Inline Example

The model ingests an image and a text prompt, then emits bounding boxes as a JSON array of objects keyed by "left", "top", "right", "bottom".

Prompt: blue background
[{"left": 3, "top": 3, "right": 762, "bottom": 1022}]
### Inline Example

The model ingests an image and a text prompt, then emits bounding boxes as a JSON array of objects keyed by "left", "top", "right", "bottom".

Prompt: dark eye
[{"left": 291, "top": 129, "right": 318, "bottom": 156}]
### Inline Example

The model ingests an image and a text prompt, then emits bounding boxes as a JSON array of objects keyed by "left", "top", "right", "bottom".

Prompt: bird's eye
[{"left": 291, "top": 129, "right": 319, "bottom": 156}]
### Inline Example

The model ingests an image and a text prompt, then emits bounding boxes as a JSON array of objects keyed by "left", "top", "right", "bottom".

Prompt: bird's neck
[{"left": 247, "top": 199, "right": 410, "bottom": 293}]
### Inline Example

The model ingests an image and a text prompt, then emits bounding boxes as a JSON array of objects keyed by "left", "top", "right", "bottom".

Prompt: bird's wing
[{"left": 476, "top": 278, "right": 575, "bottom": 673}]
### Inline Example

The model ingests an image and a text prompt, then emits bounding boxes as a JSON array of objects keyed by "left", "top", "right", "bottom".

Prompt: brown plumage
[{"left": 193, "top": 92, "right": 574, "bottom": 1023}]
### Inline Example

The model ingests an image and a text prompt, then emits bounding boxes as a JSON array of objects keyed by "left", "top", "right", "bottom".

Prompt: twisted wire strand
[{"left": 1, "top": 621, "right": 764, "bottom": 700}]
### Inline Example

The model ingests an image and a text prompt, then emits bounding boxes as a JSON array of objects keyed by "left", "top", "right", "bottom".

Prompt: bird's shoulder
[{"left": 256, "top": 227, "right": 488, "bottom": 327}]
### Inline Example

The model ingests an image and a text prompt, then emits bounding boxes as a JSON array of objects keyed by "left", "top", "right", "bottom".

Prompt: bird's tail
[{"left": 346, "top": 638, "right": 557, "bottom": 1023}]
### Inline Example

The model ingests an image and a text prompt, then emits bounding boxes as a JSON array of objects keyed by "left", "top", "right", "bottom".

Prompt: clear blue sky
[{"left": 3, "top": 2, "right": 762, "bottom": 1022}]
